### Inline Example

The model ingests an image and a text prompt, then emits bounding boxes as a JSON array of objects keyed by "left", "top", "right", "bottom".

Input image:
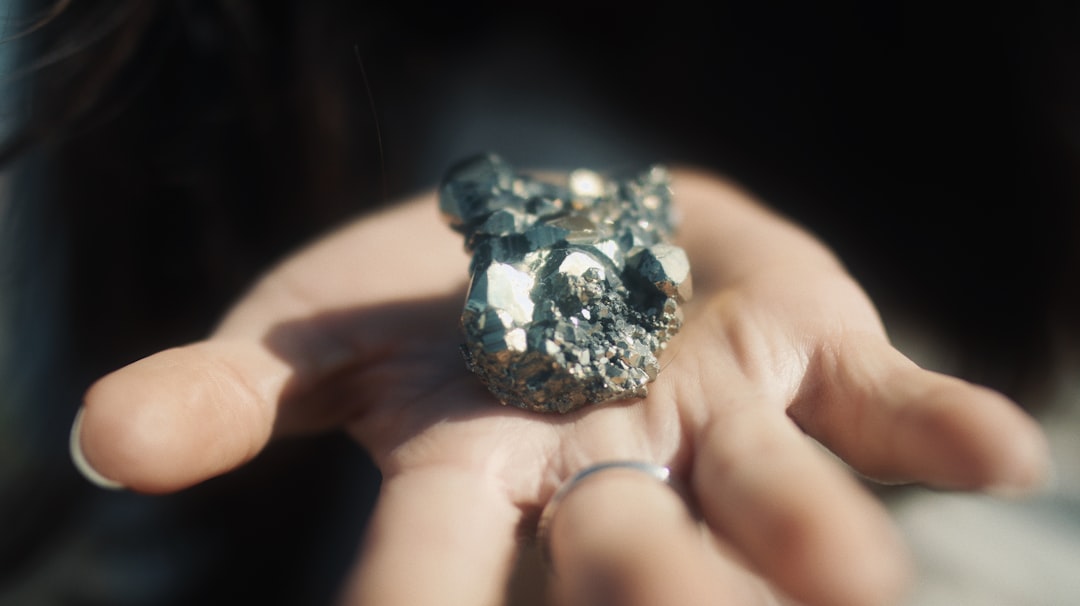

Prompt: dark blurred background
[{"left": 1, "top": 1, "right": 1077, "bottom": 604}]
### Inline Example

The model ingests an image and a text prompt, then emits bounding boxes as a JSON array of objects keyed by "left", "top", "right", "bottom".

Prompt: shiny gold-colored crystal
[{"left": 441, "top": 154, "right": 691, "bottom": 413}]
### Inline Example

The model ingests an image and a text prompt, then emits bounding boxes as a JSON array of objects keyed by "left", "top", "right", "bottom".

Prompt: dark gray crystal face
[{"left": 441, "top": 153, "right": 692, "bottom": 413}]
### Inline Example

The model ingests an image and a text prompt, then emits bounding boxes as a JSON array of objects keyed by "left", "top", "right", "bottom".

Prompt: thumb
[{"left": 71, "top": 339, "right": 288, "bottom": 493}]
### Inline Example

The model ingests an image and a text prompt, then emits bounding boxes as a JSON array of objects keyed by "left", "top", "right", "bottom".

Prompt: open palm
[{"left": 75, "top": 169, "right": 1048, "bottom": 605}]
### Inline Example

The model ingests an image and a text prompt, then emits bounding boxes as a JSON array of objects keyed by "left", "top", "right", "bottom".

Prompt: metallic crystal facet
[{"left": 441, "top": 154, "right": 692, "bottom": 413}]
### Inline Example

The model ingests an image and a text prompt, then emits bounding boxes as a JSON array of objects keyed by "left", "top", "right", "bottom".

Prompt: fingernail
[{"left": 69, "top": 407, "right": 125, "bottom": 490}]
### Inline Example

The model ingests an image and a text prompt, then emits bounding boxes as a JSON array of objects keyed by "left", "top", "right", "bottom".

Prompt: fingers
[
  {"left": 336, "top": 467, "right": 519, "bottom": 606},
  {"left": 671, "top": 169, "right": 1050, "bottom": 493},
  {"left": 73, "top": 193, "right": 470, "bottom": 493},
  {"left": 787, "top": 334, "right": 1051, "bottom": 494},
  {"left": 546, "top": 466, "right": 775, "bottom": 606},
  {"left": 76, "top": 339, "right": 290, "bottom": 493},
  {"left": 694, "top": 408, "right": 912, "bottom": 606}
]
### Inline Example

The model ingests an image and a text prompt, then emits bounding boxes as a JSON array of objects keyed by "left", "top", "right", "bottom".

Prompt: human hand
[{"left": 72, "top": 169, "right": 1049, "bottom": 605}]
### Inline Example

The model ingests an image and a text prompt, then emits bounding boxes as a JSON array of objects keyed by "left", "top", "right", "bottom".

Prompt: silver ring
[{"left": 537, "top": 461, "right": 673, "bottom": 564}]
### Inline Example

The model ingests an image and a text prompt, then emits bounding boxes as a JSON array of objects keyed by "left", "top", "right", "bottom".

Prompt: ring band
[{"left": 536, "top": 461, "right": 674, "bottom": 564}]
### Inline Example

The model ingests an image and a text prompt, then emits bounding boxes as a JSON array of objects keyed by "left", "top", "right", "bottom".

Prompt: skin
[{"left": 73, "top": 169, "right": 1049, "bottom": 606}]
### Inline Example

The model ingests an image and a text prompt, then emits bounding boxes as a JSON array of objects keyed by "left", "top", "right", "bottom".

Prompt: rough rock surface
[{"left": 440, "top": 154, "right": 691, "bottom": 413}]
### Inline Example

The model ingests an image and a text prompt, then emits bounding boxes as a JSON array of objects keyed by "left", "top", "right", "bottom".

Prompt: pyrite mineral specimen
[{"left": 440, "top": 154, "right": 692, "bottom": 413}]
